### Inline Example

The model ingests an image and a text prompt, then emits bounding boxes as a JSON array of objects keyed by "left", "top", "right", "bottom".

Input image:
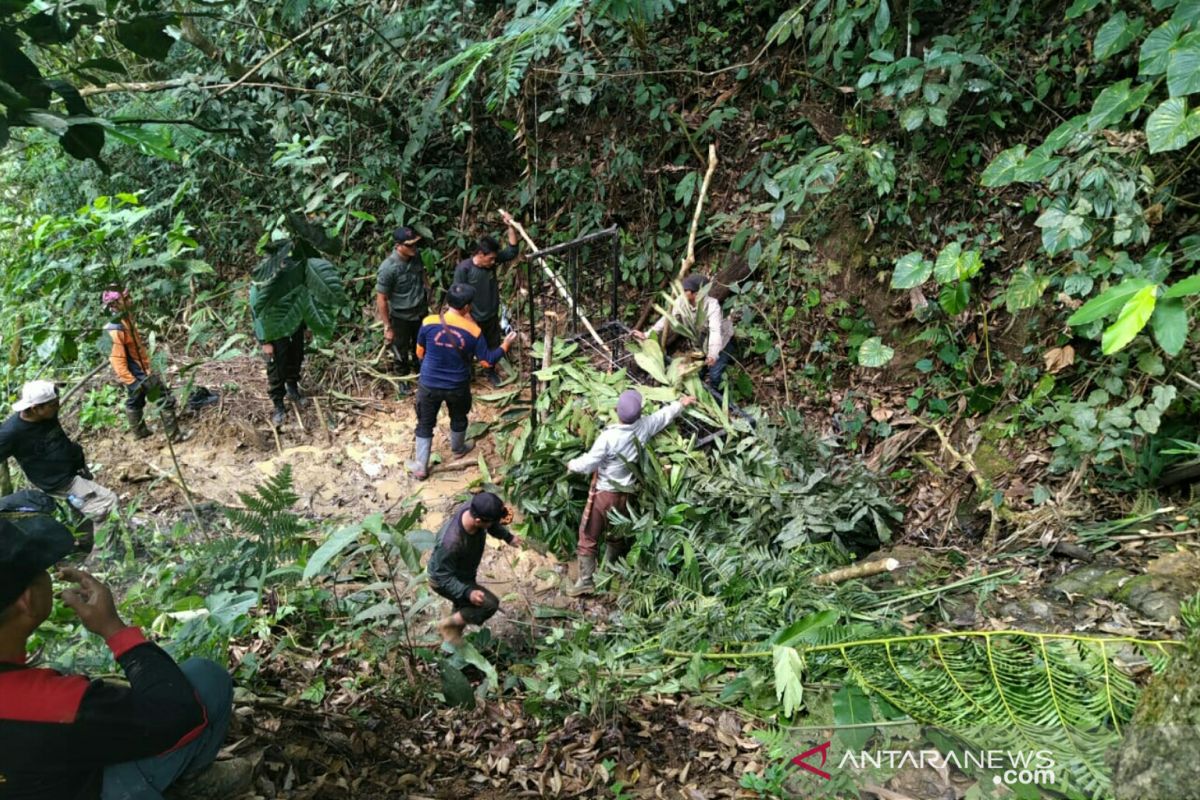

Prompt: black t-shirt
[{"left": 0, "top": 413, "right": 86, "bottom": 492}]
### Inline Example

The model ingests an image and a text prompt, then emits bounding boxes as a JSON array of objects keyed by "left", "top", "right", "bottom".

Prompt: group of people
[{"left": 0, "top": 216, "right": 740, "bottom": 795}]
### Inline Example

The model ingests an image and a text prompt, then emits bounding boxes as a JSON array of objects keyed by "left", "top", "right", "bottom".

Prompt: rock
[
  {"left": 1117, "top": 574, "right": 1181, "bottom": 624},
  {"left": 1112, "top": 638, "right": 1200, "bottom": 800},
  {"left": 1051, "top": 565, "right": 1132, "bottom": 600}
]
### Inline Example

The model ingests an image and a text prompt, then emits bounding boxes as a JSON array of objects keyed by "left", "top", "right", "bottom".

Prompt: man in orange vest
[{"left": 102, "top": 288, "right": 181, "bottom": 441}]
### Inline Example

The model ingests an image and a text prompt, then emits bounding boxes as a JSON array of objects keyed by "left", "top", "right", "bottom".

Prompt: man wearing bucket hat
[
  {"left": 375, "top": 226, "right": 430, "bottom": 382},
  {"left": 0, "top": 381, "right": 117, "bottom": 534},
  {"left": 409, "top": 283, "right": 517, "bottom": 481},
  {"left": 102, "top": 287, "right": 183, "bottom": 441},
  {"left": 565, "top": 389, "right": 696, "bottom": 595},
  {"left": 427, "top": 491, "right": 522, "bottom": 646},
  {"left": 0, "top": 514, "right": 245, "bottom": 798}
]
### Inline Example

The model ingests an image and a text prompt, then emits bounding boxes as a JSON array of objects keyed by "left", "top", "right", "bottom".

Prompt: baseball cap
[
  {"left": 469, "top": 492, "right": 507, "bottom": 523},
  {"left": 447, "top": 283, "right": 476, "bottom": 310},
  {"left": 394, "top": 226, "right": 422, "bottom": 246},
  {"left": 0, "top": 515, "right": 74, "bottom": 608},
  {"left": 12, "top": 381, "right": 57, "bottom": 413}
]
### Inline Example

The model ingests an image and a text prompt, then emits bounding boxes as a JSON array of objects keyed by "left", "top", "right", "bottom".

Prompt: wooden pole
[
  {"left": 812, "top": 558, "right": 900, "bottom": 585},
  {"left": 501, "top": 210, "right": 611, "bottom": 356},
  {"left": 678, "top": 143, "right": 718, "bottom": 281}
]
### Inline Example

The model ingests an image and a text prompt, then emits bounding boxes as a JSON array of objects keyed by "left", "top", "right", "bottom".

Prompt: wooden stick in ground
[
  {"left": 678, "top": 143, "right": 718, "bottom": 281},
  {"left": 500, "top": 210, "right": 610, "bottom": 356},
  {"left": 540, "top": 311, "right": 557, "bottom": 422},
  {"left": 812, "top": 558, "right": 900, "bottom": 585},
  {"left": 312, "top": 396, "right": 334, "bottom": 445},
  {"left": 58, "top": 362, "right": 110, "bottom": 411},
  {"left": 577, "top": 472, "right": 600, "bottom": 540}
]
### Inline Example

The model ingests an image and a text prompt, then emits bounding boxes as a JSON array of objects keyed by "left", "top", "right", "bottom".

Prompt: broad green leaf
[
  {"left": 456, "top": 641, "right": 499, "bottom": 690},
  {"left": 1068, "top": 278, "right": 1155, "bottom": 325},
  {"left": 305, "top": 257, "right": 347, "bottom": 306},
  {"left": 440, "top": 662, "right": 475, "bottom": 708},
  {"left": 1140, "top": 20, "right": 1185, "bottom": 75},
  {"left": 302, "top": 291, "right": 338, "bottom": 340},
  {"left": 252, "top": 283, "right": 306, "bottom": 342},
  {"left": 833, "top": 685, "right": 875, "bottom": 750},
  {"left": 1145, "top": 97, "right": 1200, "bottom": 153},
  {"left": 979, "top": 145, "right": 1026, "bottom": 186},
  {"left": 899, "top": 106, "right": 926, "bottom": 131},
  {"left": 1167, "top": 32, "right": 1200, "bottom": 97},
  {"left": 303, "top": 523, "right": 367, "bottom": 580},
  {"left": 1150, "top": 297, "right": 1189, "bottom": 356},
  {"left": 631, "top": 338, "right": 670, "bottom": 385},
  {"left": 1174, "top": 0, "right": 1200, "bottom": 24},
  {"left": 115, "top": 14, "right": 179, "bottom": 60},
  {"left": 959, "top": 249, "right": 984, "bottom": 280},
  {"left": 938, "top": 282, "right": 971, "bottom": 315},
  {"left": 1086, "top": 79, "right": 1153, "bottom": 131},
  {"left": 934, "top": 242, "right": 963, "bottom": 284},
  {"left": 1101, "top": 285, "right": 1158, "bottom": 354},
  {"left": 1005, "top": 266, "right": 1050, "bottom": 313},
  {"left": 1036, "top": 198, "right": 1092, "bottom": 255},
  {"left": 1164, "top": 273, "right": 1200, "bottom": 297},
  {"left": 858, "top": 337, "right": 895, "bottom": 368},
  {"left": 1066, "top": 0, "right": 1103, "bottom": 18},
  {"left": 1094, "top": 12, "right": 1143, "bottom": 61},
  {"left": 772, "top": 645, "right": 805, "bottom": 717},
  {"left": 771, "top": 609, "right": 839, "bottom": 647},
  {"left": 891, "top": 251, "right": 932, "bottom": 288},
  {"left": 1013, "top": 151, "right": 1064, "bottom": 182}
]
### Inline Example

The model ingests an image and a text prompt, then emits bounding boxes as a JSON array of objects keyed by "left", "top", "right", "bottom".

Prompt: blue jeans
[
  {"left": 101, "top": 659, "right": 233, "bottom": 800},
  {"left": 701, "top": 343, "right": 734, "bottom": 391}
]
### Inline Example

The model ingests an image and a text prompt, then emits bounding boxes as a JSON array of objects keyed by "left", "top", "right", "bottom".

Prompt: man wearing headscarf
[
  {"left": 102, "top": 288, "right": 182, "bottom": 441},
  {"left": 564, "top": 389, "right": 695, "bottom": 595}
]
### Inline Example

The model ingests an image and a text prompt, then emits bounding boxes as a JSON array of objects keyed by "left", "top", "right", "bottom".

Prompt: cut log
[{"left": 812, "top": 558, "right": 900, "bottom": 585}]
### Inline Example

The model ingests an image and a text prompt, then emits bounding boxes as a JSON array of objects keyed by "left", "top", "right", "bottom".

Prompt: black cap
[
  {"left": 469, "top": 492, "right": 506, "bottom": 523},
  {"left": 682, "top": 274, "right": 706, "bottom": 293},
  {"left": 447, "top": 283, "right": 476, "bottom": 309},
  {"left": 393, "top": 226, "right": 421, "bottom": 245},
  {"left": 0, "top": 516, "right": 74, "bottom": 608}
]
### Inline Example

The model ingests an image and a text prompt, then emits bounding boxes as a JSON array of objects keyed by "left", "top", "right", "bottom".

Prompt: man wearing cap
[
  {"left": 102, "top": 287, "right": 182, "bottom": 441},
  {"left": 565, "top": 389, "right": 696, "bottom": 595},
  {"left": 410, "top": 283, "right": 517, "bottom": 481},
  {"left": 0, "top": 515, "right": 243, "bottom": 798},
  {"left": 452, "top": 210, "right": 521, "bottom": 387},
  {"left": 0, "top": 381, "right": 117, "bottom": 535},
  {"left": 375, "top": 227, "right": 429, "bottom": 382},
  {"left": 426, "top": 491, "right": 522, "bottom": 646},
  {"left": 634, "top": 274, "right": 735, "bottom": 392}
]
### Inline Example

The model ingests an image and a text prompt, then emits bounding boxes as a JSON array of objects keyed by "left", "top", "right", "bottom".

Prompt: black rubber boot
[
  {"left": 271, "top": 400, "right": 286, "bottom": 427},
  {"left": 285, "top": 382, "right": 307, "bottom": 407},
  {"left": 126, "top": 408, "right": 152, "bottom": 439}
]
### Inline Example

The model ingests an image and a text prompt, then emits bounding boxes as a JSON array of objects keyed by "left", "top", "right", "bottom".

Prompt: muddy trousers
[
  {"left": 414, "top": 383, "right": 471, "bottom": 438},
  {"left": 389, "top": 313, "right": 424, "bottom": 374},
  {"left": 577, "top": 490, "right": 630, "bottom": 559},
  {"left": 266, "top": 327, "right": 306, "bottom": 402},
  {"left": 101, "top": 659, "right": 232, "bottom": 800},
  {"left": 433, "top": 583, "right": 500, "bottom": 625},
  {"left": 125, "top": 374, "right": 176, "bottom": 415}
]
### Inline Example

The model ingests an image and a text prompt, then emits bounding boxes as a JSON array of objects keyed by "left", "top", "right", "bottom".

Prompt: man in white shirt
[{"left": 634, "top": 274, "right": 734, "bottom": 391}]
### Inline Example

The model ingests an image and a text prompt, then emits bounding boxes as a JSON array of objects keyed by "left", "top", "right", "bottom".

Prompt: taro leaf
[
  {"left": 304, "top": 257, "right": 347, "bottom": 306},
  {"left": 858, "top": 336, "right": 895, "bottom": 368},
  {"left": 115, "top": 14, "right": 178, "bottom": 60},
  {"left": 302, "top": 290, "right": 338, "bottom": 340},
  {"left": 253, "top": 283, "right": 306, "bottom": 342},
  {"left": 1145, "top": 97, "right": 1200, "bottom": 153},
  {"left": 1005, "top": 265, "right": 1049, "bottom": 313},
  {"left": 1067, "top": 278, "right": 1154, "bottom": 325},
  {"left": 934, "top": 242, "right": 963, "bottom": 284},
  {"left": 1094, "top": 12, "right": 1143, "bottom": 61},
  {"left": 440, "top": 662, "right": 476, "bottom": 708},
  {"left": 456, "top": 640, "right": 499, "bottom": 690},
  {"left": 772, "top": 645, "right": 805, "bottom": 717},
  {"left": 0, "top": 32, "right": 50, "bottom": 108},
  {"left": 20, "top": 11, "right": 78, "bottom": 45},
  {"left": 938, "top": 281, "right": 971, "bottom": 315},
  {"left": 979, "top": 144, "right": 1026, "bottom": 187},
  {"left": 1167, "top": 32, "right": 1200, "bottom": 97},
  {"left": 1140, "top": 20, "right": 1185, "bottom": 76},
  {"left": 1150, "top": 297, "right": 1188, "bottom": 356},
  {"left": 1066, "top": 0, "right": 1103, "bottom": 18},
  {"left": 834, "top": 685, "right": 875, "bottom": 750},
  {"left": 891, "top": 251, "right": 932, "bottom": 288},
  {"left": 61, "top": 118, "right": 105, "bottom": 162},
  {"left": 1101, "top": 285, "right": 1158, "bottom": 354},
  {"left": 1086, "top": 79, "right": 1153, "bottom": 132}
]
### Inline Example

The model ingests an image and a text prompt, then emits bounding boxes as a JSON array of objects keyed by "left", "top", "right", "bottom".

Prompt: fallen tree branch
[
  {"left": 813, "top": 558, "right": 900, "bottom": 585},
  {"left": 678, "top": 142, "right": 718, "bottom": 280}
]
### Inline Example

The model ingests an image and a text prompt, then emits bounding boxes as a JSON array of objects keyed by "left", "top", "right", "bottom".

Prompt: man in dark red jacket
[{"left": 0, "top": 516, "right": 236, "bottom": 799}]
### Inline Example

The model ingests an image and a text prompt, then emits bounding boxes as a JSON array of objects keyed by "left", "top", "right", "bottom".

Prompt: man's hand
[
  {"left": 77, "top": 467, "right": 94, "bottom": 480},
  {"left": 508, "top": 534, "right": 523, "bottom": 548},
  {"left": 680, "top": 395, "right": 698, "bottom": 408},
  {"left": 59, "top": 568, "right": 126, "bottom": 640},
  {"left": 261, "top": 343, "right": 274, "bottom": 358},
  {"left": 631, "top": 329, "right": 647, "bottom": 341},
  {"left": 706, "top": 356, "right": 716, "bottom": 367},
  {"left": 499, "top": 209, "right": 515, "bottom": 227},
  {"left": 503, "top": 331, "right": 519, "bottom": 349},
  {"left": 384, "top": 326, "right": 395, "bottom": 343},
  {"left": 469, "top": 589, "right": 486, "bottom": 607}
]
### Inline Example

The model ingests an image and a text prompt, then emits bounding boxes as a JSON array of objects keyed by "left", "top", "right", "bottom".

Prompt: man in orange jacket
[{"left": 102, "top": 289, "right": 181, "bottom": 441}]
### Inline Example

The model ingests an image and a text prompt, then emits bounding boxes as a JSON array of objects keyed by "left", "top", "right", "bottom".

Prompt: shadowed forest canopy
[{"left": 4, "top": 0, "right": 1200, "bottom": 798}]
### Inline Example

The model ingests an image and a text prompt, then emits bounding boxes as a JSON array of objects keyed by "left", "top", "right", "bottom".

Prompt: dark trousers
[
  {"left": 478, "top": 316, "right": 502, "bottom": 349},
  {"left": 433, "top": 582, "right": 500, "bottom": 625},
  {"left": 125, "top": 374, "right": 176, "bottom": 414},
  {"left": 415, "top": 383, "right": 471, "bottom": 438},
  {"left": 700, "top": 342, "right": 735, "bottom": 391},
  {"left": 101, "top": 659, "right": 233, "bottom": 800},
  {"left": 389, "top": 313, "right": 424, "bottom": 373},
  {"left": 266, "top": 327, "right": 305, "bottom": 402}
]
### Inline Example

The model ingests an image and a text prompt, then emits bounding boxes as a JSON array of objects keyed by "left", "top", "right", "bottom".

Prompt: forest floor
[{"left": 62, "top": 355, "right": 1200, "bottom": 799}]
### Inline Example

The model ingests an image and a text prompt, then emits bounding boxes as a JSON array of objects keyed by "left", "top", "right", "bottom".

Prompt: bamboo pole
[
  {"left": 501, "top": 210, "right": 610, "bottom": 356},
  {"left": 812, "top": 558, "right": 900, "bottom": 585}
]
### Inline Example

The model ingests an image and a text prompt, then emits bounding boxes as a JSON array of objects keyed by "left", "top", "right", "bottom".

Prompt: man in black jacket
[
  {"left": 0, "top": 516, "right": 240, "bottom": 799},
  {"left": 452, "top": 211, "right": 521, "bottom": 387},
  {"left": 426, "top": 492, "right": 522, "bottom": 646}
]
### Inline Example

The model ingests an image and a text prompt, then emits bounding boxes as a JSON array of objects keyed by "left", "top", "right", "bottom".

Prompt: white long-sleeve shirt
[
  {"left": 566, "top": 402, "right": 684, "bottom": 493},
  {"left": 650, "top": 294, "right": 733, "bottom": 362}
]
